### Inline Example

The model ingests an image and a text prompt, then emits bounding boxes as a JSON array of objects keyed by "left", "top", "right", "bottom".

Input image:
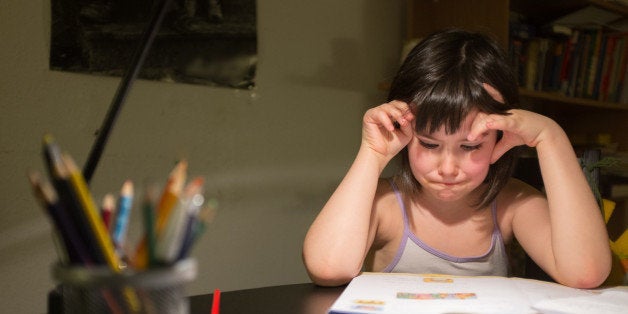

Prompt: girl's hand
[
  {"left": 362, "top": 101, "right": 415, "bottom": 161},
  {"left": 468, "top": 84, "right": 560, "bottom": 163}
]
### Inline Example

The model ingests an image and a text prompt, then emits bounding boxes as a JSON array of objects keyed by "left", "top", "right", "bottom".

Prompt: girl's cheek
[
  {"left": 465, "top": 152, "right": 493, "bottom": 177},
  {"left": 409, "top": 150, "right": 436, "bottom": 177},
  {"left": 465, "top": 162, "right": 490, "bottom": 177}
]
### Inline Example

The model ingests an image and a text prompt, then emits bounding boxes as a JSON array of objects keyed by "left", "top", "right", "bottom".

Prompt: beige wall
[{"left": 0, "top": 1, "right": 404, "bottom": 312}]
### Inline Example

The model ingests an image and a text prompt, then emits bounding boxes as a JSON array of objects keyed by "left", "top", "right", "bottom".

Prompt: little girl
[{"left": 302, "top": 29, "right": 611, "bottom": 289}]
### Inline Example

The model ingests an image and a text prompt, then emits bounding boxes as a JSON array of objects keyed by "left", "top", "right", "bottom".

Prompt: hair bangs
[{"left": 413, "top": 70, "right": 483, "bottom": 135}]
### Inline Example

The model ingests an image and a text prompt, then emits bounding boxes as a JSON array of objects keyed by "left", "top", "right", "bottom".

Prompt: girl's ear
[{"left": 482, "top": 83, "right": 504, "bottom": 104}]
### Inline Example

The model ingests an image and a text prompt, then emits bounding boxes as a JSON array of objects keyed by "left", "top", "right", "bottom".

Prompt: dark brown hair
[{"left": 388, "top": 28, "right": 521, "bottom": 208}]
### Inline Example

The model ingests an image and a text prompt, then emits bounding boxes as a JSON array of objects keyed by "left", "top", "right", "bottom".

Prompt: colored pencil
[
  {"left": 101, "top": 193, "right": 115, "bottom": 231},
  {"left": 62, "top": 153, "right": 142, "bottom": 312},
  {"left": 143, "top": 184, "right": 159, "bottom": 267},
  {"left": 155, "top": 160, "right": 188, "bottom": 233},
  {"left": 177, "top": 199, "right": 217, "bottom": 260},
  {"left": 156, "top": 177, "right": 204, "bottom": 264},
  {"left": 62, "top": 153, "right": 121, "bottom": 270},
  {"left": 43, "top": 136, "right": 106, "bottom": 264},
  {"left": 28, "top": 171, "right": 93, "bottom": 265},
  {"left": 211, "top": 289, "right": 221, "bottom": 314},
  {"left": 112, "top": 180, "right": 134, "bottom": 254}
]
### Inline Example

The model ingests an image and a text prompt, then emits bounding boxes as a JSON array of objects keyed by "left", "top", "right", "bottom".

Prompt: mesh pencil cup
[{"left": 51, "top": 258, "right": 197, "bottom": 314}]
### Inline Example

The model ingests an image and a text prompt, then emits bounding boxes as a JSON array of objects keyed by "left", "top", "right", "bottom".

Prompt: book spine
[{"left": 525, "top": 39, "right": 540, "bottom": 90}]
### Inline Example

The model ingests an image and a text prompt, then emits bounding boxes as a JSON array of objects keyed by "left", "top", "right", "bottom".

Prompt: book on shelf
[
  {"left": 547, "top": 39, "right": 566, "bottom": 91},
  {"left": 559, "top": 30, "right": 580, "bottom": 94},
  {"left": 524, "top": 39, "right": 540, "bottom": 91},
  {"left": 597, "top": 33, "right": 618, "bottom": 100},
  {"left": 510, "top": 38, "right": 526, "bottom": 87},
  {"left": 610, "top": 37, "right": 628, "bottom": 102},
  {"left": 585, "top": 28, "right": 604, "bottom": 98},
  {"left": 574, "top": 28, "right": 597, "bottom": 98}
]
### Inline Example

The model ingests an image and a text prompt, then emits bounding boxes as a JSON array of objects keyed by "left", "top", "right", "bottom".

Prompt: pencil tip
[
  {"left": 121, "top": 180, "right": 134, "bottom": 195},
  {"left": 27, "top": 170, "right": 41, "bottom": 186},
  {"left": 42, "top": 134, "right": 55, "bottom": 144},
  {"left": 176, "top": 159, "right": 188, "bottom": 171},
  {"left": 103, "top": 193, "right": 116, "bottom": 210},
  {"left": 61, "top": 152, "right": 79, "bottom": 172}
]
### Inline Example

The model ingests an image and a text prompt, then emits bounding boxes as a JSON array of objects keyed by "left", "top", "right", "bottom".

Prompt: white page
[
  {"left": 510, "top": 277, "right": 591, "bottom": 305},
  {"left": 328, "top": 273, "right": 534, "bottom": 314},
  {"left": 328, "top": 273, "right": 628, "bottom": 314},
  {"left": 532, "top": 289, "right": 628, "bottom": 314}
]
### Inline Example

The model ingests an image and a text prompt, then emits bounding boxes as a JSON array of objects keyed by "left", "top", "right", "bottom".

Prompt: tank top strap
[
  {"left": 388, "top": 179, "right": 410, "bottom": 227},
  {"left": 490, "top": 199, "right": 503, "bottom": 239}
]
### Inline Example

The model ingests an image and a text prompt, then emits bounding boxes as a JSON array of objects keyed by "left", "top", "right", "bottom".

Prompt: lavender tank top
[{"left": 382, "top": 181, "right": 510, "bottom": 276}]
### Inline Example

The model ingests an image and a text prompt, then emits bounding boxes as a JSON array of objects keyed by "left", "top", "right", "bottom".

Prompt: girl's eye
[
  {"left": 461, "top": 144, "right": 482, "bottom": 151},
  {"left": 419, "top": 140, "right": 438, "bottom": 149}
]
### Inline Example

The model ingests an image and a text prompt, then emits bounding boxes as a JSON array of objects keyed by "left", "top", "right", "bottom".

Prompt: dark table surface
[{"left": 189, "top": 283, "right": 345, "bottom": 314}]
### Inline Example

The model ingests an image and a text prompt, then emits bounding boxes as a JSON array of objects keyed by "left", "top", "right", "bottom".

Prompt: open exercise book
[{"left": 328, "top": 272, "right": 628, "bottom": 314}]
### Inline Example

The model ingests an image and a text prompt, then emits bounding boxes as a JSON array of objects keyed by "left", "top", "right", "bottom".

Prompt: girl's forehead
[
  {"left": 419, "top": 110, "right": 480, "bottom": 135},
  {"left": 460, "top": 111, "right": 481, "bottom": 129}
]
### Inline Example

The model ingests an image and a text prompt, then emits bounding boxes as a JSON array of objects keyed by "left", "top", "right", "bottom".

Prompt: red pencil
[
  {"left": 211, "top": 289, "right": 221, "bottom": 314},
  {"left": 101, "top": 193, "right": 115, "bottom": 231}
]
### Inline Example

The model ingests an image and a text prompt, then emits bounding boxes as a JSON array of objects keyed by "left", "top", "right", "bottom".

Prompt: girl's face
[{"left": 408, "top": 111, "right": 497, "bottom": 203}]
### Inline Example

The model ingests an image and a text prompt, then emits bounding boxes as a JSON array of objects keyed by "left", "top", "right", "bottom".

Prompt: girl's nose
[{"left": 438, "top": 153, "right": 459, "bottom": 177}]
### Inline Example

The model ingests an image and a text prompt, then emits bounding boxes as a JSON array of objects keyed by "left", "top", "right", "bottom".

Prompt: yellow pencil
[
  {"left": 62, "top": 153, "right": 141, "bottom": 312},
  {"left": 156, "top": 176, "right": 205, "bottom": 264},
  {"left": 155, "top": 159, "right": 188, "bottom": 234},
  {"left": 62, "top": 153, "right": 120, "bottom": 270}
]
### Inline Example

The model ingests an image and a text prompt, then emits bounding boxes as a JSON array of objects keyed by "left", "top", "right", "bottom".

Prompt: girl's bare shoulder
[
  {"left": 374, "top": 178, "right": 400, "bottom": 208},
  {"left": 496, "top": 178, "right": 548, "bottom": 241},
  {"left": 373, "top": 178, "right": 404, "bottom": 243},
  {"left": 499, "top": 178, "right": 546, "bottom": 206}
]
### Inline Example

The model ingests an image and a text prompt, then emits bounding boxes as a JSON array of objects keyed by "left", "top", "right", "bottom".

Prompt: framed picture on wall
[{"left": 50, "top": 0, "right": 257, "bottom": 89}]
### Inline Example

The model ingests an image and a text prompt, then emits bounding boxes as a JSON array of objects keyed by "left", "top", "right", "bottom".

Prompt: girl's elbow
[
  {"left": 559, "top": 259, "right": 612, "bottom": 289},
  {"left": 302, "top": 249, "right": 362, "bottom": 286},
  {"left": 308, "top": 269, "right": 356, "bottom": 287},
  {"left": 303, "top": 258, "right": 359, "bottom": 286},
  {"left": 563, "top": 273, "right": 608, "bottom": 289}
]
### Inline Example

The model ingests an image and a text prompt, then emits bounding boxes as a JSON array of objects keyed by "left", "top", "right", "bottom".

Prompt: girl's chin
[
  {"left": 420, "top": 187, "right": 460, "bottom": 201},
  {"left": 425, "top": 185, "right": 475, "bottom": 202},
  {"left": 433, "top": 191, "right": 464, "bottom": 201}
]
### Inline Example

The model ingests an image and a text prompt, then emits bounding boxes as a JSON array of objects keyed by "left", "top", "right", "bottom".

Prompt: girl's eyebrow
[
  {"left": 415, "top": 132, "right": 437, "bottom": 140},
  {"left": 416, "top": 131, "right": 491, "bottom": 143}
]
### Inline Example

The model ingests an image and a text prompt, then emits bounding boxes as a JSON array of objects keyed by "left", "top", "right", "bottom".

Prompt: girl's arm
[
  {"left": 302, "top": 101, "right": 414, "bottom": 286},
  {"left": 469, "top": 86, "right": 611, "bottom": 287},
  {"left": 511, "top": 116, "right": 610, "bottom": 288}
]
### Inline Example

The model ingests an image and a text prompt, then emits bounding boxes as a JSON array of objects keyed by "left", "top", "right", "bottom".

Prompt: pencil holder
[{"left": 50, "top": 259, "right": 197, "bottom": 314}]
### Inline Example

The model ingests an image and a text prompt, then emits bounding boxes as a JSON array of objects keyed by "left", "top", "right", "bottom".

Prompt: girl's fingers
[
  {"left": 469, "top": 112, "right": 516, "bottom": 141},
  {"left": 468, "top": 112, "right": 521, "bottom": 163},
  {"left": 368, "top": 101, "right": 414, "bottom": 132},
  {"left": 374, "top": 109, "right": 397, "bottom": 131},
  {"left": 467, "top": 112, "right": 494, "bottom": 141},
  {"left": 390, "top": 101, "right": 415, "bottom": 129}
]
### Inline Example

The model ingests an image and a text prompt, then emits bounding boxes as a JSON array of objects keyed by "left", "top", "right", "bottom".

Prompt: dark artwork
[{"left": 50, "top": 0, "right": 257, "bottom": 89}]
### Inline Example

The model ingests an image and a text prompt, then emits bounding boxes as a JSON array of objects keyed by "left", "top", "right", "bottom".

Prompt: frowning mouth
[{"left": 438, "top": 182, "right": 459, "bottom": 187}]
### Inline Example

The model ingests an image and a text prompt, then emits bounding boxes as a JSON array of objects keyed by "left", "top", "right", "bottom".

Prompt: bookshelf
[
  {"left": 520, "top": 89, "right": 628, "bottom": 111},
  {"left": 405, "top": 0, "right": 628, "bottom": 151}
]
